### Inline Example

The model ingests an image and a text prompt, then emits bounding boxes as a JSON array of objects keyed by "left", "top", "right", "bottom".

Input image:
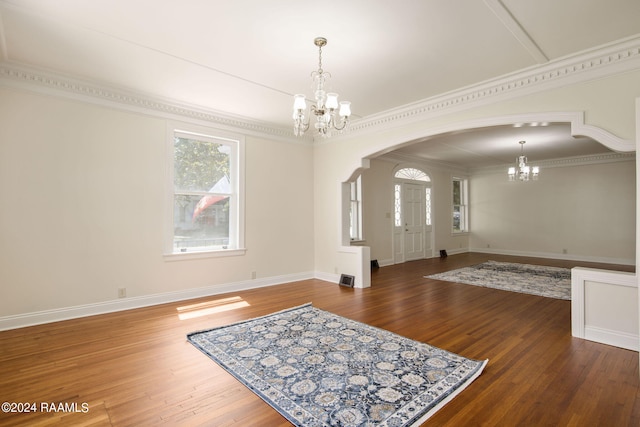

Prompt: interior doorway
[{"left": 393, "top": 167, "right": 433, "bottom": 263}]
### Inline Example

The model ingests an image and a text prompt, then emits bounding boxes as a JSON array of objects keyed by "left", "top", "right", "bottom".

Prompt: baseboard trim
[
  {"left": 377, "top": 258, "right": 394, "bottom": 267},
  {"left": 469, "top": 247, "right": 635, "bottom": 266},
  {"left": 0, "top": 272, "right": 319, "bottom": 331},
  {"left": 314, "top": 271, "right": 340, "bottom": 283},
  {"left": 378, "top": 250, "right": 467, "bottom": 267},
  {"left": 443, "top": 248, "right": 469, "bottom": 256},
  {"left": 584, "top": 326, "right": 639, "bottom": 352}
]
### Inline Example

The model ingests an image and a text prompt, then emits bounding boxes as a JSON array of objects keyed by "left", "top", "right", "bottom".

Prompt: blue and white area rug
[
  {"left": 426, "top": 260, "right": 571, "bottom": 300},
  {"left": 188, "top": 304, "right": 487, "bottom": 426}
]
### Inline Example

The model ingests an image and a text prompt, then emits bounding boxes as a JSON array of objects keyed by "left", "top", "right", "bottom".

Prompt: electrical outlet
[
  {"left": 251, "top": 271, "right": 257, "bottom": 279},
  {"left": 562, "top": 249, "right": 568, "bottom": 254},
  {"left": 118, "top": 288, "right": 126, "bottom": 298}
]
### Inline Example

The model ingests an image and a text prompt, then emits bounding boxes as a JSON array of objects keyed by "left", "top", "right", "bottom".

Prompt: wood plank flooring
[{"left": 0, "top": 253, "right": 638, "bottom": 426}]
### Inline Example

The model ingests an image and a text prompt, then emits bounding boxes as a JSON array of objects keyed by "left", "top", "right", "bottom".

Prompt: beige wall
[
  {"left": 469, "top": 161, "right": 635, "bottom": 263},
  {"left": 0, "top": 87, "right": 314, "bottom": 318}
]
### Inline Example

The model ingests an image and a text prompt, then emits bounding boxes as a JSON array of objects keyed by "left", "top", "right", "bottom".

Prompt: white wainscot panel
[{"left": 572, "top": 267, "right": 638, "bottom": 351}]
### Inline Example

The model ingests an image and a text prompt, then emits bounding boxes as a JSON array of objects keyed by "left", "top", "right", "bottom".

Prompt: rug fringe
[{"left": 410, "top": 358, "right": 489, "bottom": 426}]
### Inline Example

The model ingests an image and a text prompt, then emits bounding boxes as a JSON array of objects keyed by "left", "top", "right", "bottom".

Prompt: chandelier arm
[
  {"left": 293, "top": 108, "right": 311, "bottom": 137},
  {"left": 331, "top": 116, "right": 349, "bottom": 131}
]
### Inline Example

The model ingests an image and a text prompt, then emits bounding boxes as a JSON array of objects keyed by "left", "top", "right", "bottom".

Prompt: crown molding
[
  {"left": 347, "top": 35, "right": 640, "bottom": 137},
  {"left": 1, "top": 35, "right": 639, "bottom": 144},
  {"left": 0, "top": 61, "right": 312, "bottom": 144}
]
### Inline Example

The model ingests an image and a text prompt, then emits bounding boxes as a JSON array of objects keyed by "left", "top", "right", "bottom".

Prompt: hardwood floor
[{"left": 0, "top": 253, "right": 638, "bottom": 426}]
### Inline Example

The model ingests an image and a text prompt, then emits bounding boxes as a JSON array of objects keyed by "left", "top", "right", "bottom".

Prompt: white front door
[
  {"left": 403, "top": 183, "right": 425, "bottom": 261},
  {"left": 393, "top": 179, "right": 433, "bottom": 264}
]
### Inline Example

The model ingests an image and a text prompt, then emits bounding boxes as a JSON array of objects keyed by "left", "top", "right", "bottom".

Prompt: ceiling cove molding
[
  {"left": 347, "top": 35, "right": 640, "bottom": 138},
  {"left": 0, "top": 62, "right": 310, "bottom": 144}
]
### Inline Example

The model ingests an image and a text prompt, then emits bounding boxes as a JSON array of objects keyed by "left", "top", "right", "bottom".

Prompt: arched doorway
[
  {"left": 341, "top": 112, "right": 635, "bottom": 287},
  {"left": 393, "top": 167, "right": 433, "bottom": 263}
]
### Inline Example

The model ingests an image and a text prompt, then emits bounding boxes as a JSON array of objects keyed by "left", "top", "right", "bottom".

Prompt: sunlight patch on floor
[{"left": 177, "top": 296, "right": 250, "bottom": 320}]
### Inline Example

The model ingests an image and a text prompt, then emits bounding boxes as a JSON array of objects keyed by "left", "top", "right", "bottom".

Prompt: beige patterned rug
[{"left": 426, "top": 260, "right": 571, "bottom": 300}]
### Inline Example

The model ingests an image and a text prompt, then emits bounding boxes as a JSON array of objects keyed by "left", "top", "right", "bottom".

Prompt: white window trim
[
  {"left": 164, "top": 121, "right": 245, "bottom": 260},
  {"left": 350, "top": 176, "right": 363, "bottom": 242},
  {"left": 452, "top": 176, "right": 469, "bottom": 235}
]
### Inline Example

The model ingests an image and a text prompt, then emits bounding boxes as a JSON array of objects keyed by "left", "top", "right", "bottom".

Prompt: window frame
[
  {"left": 452, "top": 176, "right": 468, "bottom": 234},
  {"left": 164, "top": 122, "right": 245, "bottom": 260},
  {"left": 349, "top": 176, "right": 363, "bottom": 241},
  {"left": 425, "top": 186, "right": 432, "bottom": 227}
]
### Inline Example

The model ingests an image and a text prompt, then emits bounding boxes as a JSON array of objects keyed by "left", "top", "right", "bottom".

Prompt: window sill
[
  {"left": 451, "top": 231, "right": 469, "bottom": 236},
  {"left": 163, "top": 248, "right": 246, "bottom": 261}
]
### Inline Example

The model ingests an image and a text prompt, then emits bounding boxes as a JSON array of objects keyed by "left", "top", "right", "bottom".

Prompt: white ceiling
[{"left": 1, "top": 0, "right": 639, "bottom": 167}]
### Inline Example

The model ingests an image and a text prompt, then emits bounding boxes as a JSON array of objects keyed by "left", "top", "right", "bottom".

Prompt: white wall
[
  {"left": 359, "top": 159, "right": 394, "bottom": 263},
  {"left": 469, "top": 161, "right": 636, "bottom": 264},
  {"left": 0, "top": 87, "right": 315, "bottom": 321}
]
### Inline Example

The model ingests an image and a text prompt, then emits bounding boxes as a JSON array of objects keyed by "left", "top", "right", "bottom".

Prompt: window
[
  {"left": 350, "top": 176, "right": 362, "bottom": 241},
  {"left": 394, "top": 184, "right": 402, "bottom": 227},
  {"left": 425, "top": 187, "right": 432, "bottom": 226},
  {"left": 167, "top": 125, "right": 244, "bottom": 257},
  {"left": 452, "top": 177, "right": 468, "bottom": 233},
  {"left": 395, "top": 167, "right": 429, "bottom": 182}
]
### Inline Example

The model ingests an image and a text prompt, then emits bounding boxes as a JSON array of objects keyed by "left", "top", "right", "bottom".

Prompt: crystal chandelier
[
  {"left": 508, "top": 140, "right": 540, "bottom": 181},
  {"left": 293, "top": 37, "right": 352, "bottom": 138}
]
